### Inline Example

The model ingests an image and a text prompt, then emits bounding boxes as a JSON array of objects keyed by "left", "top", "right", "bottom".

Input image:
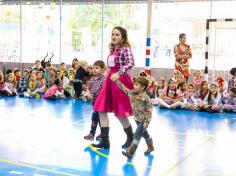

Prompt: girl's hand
[
  {"left": 143, "top": 123, "right": 149, "bottom": 129},
  {"left": 111, "top": 73, "right": 120, "bottom": 82}
]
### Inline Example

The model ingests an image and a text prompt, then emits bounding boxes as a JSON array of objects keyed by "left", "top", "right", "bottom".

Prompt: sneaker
[
  {"left": 84, "top": 134, "right": 94, "bottom": 141},
  {"left": 96, "top": 134, "right": 103, "bottom": 140}
]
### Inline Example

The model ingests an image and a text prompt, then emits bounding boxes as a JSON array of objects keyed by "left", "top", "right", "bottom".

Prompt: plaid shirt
[
  {"left": 111, "top": 47, "right": 135, "bottom": 74},
  {"left": 228, "top": 75, "right": 235, "bottom": 91},
  {"left": 114, "top": 80, "right": 152, "bottom": 124},
  {"left": 89, "top": 75, "right": 105, "bottom": 103},
  {"left": 222, "top": 94, "right": 236, "bottom": 112},
  {"left": 17, "top": 77, "right": 28, "bottom": 89},
  {"left": 222, "top": 94, "right": 236, "bottom": 106}
]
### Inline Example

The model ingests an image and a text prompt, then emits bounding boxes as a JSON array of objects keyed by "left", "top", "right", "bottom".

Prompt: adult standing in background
[{"left": 174, "top": 33, "right": 192, "bottom": 82}]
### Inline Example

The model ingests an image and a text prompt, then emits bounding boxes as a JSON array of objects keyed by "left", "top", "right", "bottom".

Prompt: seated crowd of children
[
  {"left": 0, "top": 59, "right": 92, "bottom": 100},
  {"left": 0, "top": 59, "right": 236, "bottom": 113},
  {"left": 148, "top": 68, "right": 236, "bottom": 113}
]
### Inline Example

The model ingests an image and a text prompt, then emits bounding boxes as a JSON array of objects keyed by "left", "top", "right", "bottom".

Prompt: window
[
  {"left": 0, "top": 4, "right": 20, "bottom": 62},
  {"left": 22, "top": 2, "right": 60, "bottom": 64}
]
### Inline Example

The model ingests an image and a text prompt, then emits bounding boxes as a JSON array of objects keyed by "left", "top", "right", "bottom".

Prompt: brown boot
[
  {"left": 122, "top": 143, "right": 137, "bottom": 158},
  {"left": 144, "top": 138, "right": 154, "bottom": 155}
]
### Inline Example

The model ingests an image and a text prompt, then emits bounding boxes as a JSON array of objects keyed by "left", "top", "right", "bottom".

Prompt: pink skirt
[{"left": 93, "top": 68, "right": 133, "bottom": 118}]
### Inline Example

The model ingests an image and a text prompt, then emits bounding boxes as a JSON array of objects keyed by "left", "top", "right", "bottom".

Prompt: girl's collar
[{"left": 112, "top": 46, "right": 122, "bottom": 52}]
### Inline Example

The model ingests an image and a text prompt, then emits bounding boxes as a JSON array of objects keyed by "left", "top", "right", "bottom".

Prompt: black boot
[
  {"left": 122, "top": 125, "right": 133, "bottom": 148},
  {"left": 92, "top": 127, "right": 110, "bottom": 149}
]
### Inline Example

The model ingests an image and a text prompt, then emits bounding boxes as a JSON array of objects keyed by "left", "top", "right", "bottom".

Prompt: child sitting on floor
[
  {"left": 111, "top": 74, "right": 154, "bottom": 158},
  {"left": 146, "top": 77, "right": 157, "bottom": 99},
  {"left": 152, "top": 78, "right": 183, "bottom": 109},
  {"left": 36, "top": 71, "right": 46, "bottom": 94},
  {"left": 156, "top": 78, "right": 166, "bottom": 98},
  {"left": 17, "top": 69, "right": 29, "bottom": 94},
  {"left": 216, "top": 76, "right": 227, "bottom": 95},
  {"left": 192, "top": 70, "right": 203, "bottom": 92},
  {"left": 221, "top": 88, "right": 236, "bottom": 113},
  {"left": 68, "top": 67, "right": 75, "bottom": 82},
  {"left": 43, "top": 78, "right": 65, "bottom": 100},
  {"left": 181, "top": 83, "right": 199, "bottom": 111},
  {"left": 200, "top": 82, "right": 222, "bottom": 113},
  {"left": 48, "top": 67, "right": 56, "bottom": 88},
  {"left": 177, "top": 81, "right": 187, "bottom": 98},
  {"left": 24, "top": 72, "right": 41, "bottom": 98},
  {"left": 80, "top": 78, "right": 92, "bottom": 102},
  {"left": 66, "top": 68, "right": 75, "bottom": 97},
  {"left": 198, "top": 81, "right": 209, "bottom": 101},
  {"left": 55, "top": 69, "right": 71, "bottom": 97},
  {"left": 14, "top": 68, "right": 21, "bottom": 84},
  {"left": 60, "top": 62, "right": 69, "bottom": 79},
  {"left": 228, "top": 67, "right": 236, "bottom": 91},
  {"left": 0, "top": 71, "right": 9, "bottom": 96},
  {"left": 4, "top": 73, "right": 18, "bottom": 96}
]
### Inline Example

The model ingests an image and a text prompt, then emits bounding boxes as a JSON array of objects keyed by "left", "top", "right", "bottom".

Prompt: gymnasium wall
[{"left": 0, "top": 62, "right": 229, "bottom": 82}]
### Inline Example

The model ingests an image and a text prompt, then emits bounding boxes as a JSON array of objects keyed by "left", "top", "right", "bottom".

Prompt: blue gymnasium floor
[{"left": 0, "top": 97, "right": 236, "bottom": 176}]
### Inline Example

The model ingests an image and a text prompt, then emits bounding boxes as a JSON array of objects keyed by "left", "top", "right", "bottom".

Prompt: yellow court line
[
  {"left": 89, "top": 144, "right": 109, "bottom": 158},
  {"left": 161, "top": 137, "right": 214, "bottom": 176},
  {"left": 0, "top": 159, "right": 80, "bottom": 176},
  {"left": 89, "top": 131, "right": 216, "bottom": 170},
  {"left": 89, "top": 144, "right": 152, "bottom": 169}
]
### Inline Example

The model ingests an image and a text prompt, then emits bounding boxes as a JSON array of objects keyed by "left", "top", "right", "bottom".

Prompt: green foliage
[{"left": 68, "top": 4, "right": 141, "bottom": 47}]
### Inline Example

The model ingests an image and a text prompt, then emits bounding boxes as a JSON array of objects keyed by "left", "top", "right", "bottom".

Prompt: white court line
[
  {"left": 9, "top": 171, "right": 23, "bottom": 175},
  {"left": 72, "top": 119, "right": 88, "bottom": 124}
]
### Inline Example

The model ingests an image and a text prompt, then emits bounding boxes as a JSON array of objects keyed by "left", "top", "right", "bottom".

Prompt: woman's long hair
[{"left": 110, "top": 26, "right": 131, "bottom": 51}]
